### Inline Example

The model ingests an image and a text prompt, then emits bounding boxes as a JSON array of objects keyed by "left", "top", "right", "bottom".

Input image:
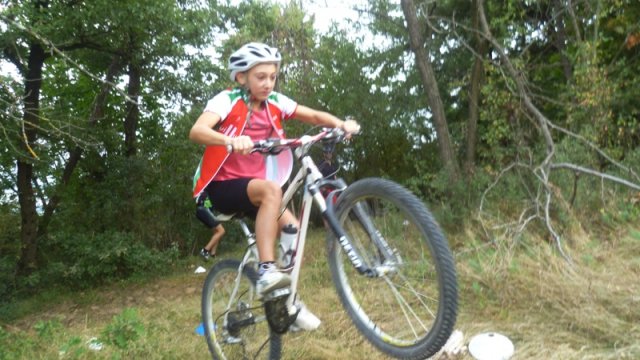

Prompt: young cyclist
[{"left": 189, "top": 42, "right": 360, "bottom": 330}]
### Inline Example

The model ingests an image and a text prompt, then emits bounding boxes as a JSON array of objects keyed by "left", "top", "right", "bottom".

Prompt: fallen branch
[
  {"left": 550, "top": 163, "right": 640, "bottom": 191},
  {"left": 475, "top": 0, "right": 640, "bottom": 262}
]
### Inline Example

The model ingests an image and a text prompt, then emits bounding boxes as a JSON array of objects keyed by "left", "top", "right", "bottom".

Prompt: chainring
[{"left": 263, "top": 288, "right": 298, "bottom": 334}]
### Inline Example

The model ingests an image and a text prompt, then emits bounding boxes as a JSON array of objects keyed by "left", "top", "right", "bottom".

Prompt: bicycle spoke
[
  {"left": 202, "top": 259, "right": 281, "bottom": 359},
  {"left": 328, "top": 178, "right": 457, "bottom": 359},
  {"left": 382, "top": 275, "right": 429, "bottom": 339}
]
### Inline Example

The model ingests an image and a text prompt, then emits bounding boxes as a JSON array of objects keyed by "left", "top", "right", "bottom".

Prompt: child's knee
[{"left": 260, "top": 181, "right": 282, "bottom": 201}]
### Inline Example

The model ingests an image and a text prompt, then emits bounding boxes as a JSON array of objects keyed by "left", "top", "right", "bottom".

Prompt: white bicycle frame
[
  {"left": 224, "top": 134, "right": 338, "bottom": 317},
  {"left": 280, "top": 144, "right": 330, "bottom": 313}
]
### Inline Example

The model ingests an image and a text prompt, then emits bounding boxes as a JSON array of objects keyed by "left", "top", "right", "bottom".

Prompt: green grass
[{"left": 2, "top": 224, "right": 640, "bottom": 359}]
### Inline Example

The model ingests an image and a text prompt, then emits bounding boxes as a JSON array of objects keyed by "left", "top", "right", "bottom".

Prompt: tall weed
[
  {"left": 102, "top": 308, "right": 145, "bottom": 350},
  {"left": 455, "top": 224, "right": 640, "bottom": 359}
]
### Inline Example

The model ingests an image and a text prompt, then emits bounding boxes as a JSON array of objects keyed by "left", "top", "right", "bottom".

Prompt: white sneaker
[
  {"left": 256, "top": 270, "right": 291, "bottom": 299},
  {"left": 291, "top": 301, "right": 321, "bottom": 331}
]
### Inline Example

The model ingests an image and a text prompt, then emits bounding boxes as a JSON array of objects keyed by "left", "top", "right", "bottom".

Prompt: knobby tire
[
  {"left": 202, "top": 259, "right": 282, "bottom": 360},
  {"left": 327, "top": 178, "right": 458, "bottom": 359}
]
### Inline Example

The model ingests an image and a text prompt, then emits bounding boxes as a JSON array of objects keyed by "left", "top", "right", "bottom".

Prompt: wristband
[{"left": 225, "top": 139, "right": 233, "bottom": 154}]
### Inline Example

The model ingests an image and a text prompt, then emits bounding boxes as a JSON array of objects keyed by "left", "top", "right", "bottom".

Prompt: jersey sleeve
[
  {"left": 203, "top": 90, "right": 233, "bottom": 121},
  {"left": 273, "top": 92, "right": 298, "bottom": 120}
]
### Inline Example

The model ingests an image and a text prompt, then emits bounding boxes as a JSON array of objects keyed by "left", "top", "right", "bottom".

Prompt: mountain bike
[{"left": 201, "top": 127, "right": 458, "bottom": 359}]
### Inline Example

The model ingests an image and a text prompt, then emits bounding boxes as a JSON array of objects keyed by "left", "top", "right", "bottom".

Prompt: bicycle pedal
[
  {"left": 224, "top": 335, "right": 242, "bottom": 344},
  {"left": 262, "top": 287, "right": 290, "bottom": 302},
  {"left": 263, "top": 290, "right": 297, "bottom": 334}
]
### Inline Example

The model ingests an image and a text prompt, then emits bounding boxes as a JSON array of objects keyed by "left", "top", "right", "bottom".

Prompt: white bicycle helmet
[{"left": 229, "top": 42, "right": 282, "bottom": 82}]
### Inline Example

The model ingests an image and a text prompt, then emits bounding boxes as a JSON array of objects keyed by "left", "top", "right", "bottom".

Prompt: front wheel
[
  {"left": 327, "top": 178, "right": 458, "bottom": 359},
  {"left": 202, "top": 259, "right": 282, "bottom": 359}
]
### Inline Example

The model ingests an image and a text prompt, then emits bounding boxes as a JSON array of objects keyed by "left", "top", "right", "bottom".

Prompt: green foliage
[
  {"left": 600, "top": 198, "right": 640, "bottom": 225},
  {"left": 0, "top": 256, "right": 16, "bottom": 302},
  {"left": 58, "top": 336, "right": 88, "bottom": 359},
  {"left": 101, "top": 308, "right": 145, "bottom": 350},
  {"left": 41, "top": 231, "right": 178, "bottom": 290},
  {"left": 0, "top": 202, "right": 20, "bottom": 299},
  {"left": 34, "top": 319, "right": 64, "bottom": 340},
  {"left": 0, "top": 318, "right": 85, "bottom": 359},
  {"left": 1, "top": 308, "right": 145, "bottom": 358},
  {"left": 0, "top": 325, "right": 35, "bottom": 360},
  {"left": 2, "top": 0, "right": 640, "bottom": 312}
]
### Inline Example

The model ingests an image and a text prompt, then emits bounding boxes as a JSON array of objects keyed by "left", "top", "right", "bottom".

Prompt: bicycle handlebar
[{"left": 251, "top": 127, "right": 353, "bottom": 155}]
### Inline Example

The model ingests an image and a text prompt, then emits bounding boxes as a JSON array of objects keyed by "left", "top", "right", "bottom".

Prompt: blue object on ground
[{"left": 195, "top": 323, "right": 205, "bottom": 336}]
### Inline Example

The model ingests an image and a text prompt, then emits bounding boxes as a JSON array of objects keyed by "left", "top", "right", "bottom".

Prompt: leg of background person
[{"left": 204, "top": 224, "right": 225, "bottom": 255}]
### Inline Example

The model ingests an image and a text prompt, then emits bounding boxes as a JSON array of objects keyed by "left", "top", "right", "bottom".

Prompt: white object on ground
[
  {"left": 87, "top": 337, "right": 103, "bottom": 351},
  {"left": 194, "top": 266, "right": 207, "bottom": 274},
  {"left": 468, "top": 332, "right": 514, "bottom": 360},
  {"left": 441, "top": 329, "right": 466, "bottom": 356}
]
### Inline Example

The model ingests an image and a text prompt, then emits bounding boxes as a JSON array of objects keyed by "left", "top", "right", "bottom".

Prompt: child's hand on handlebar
[
  {"left": 341, "top": 119, "right": 361, "bottom": 138},
  {"left": 228, "top": 135, "right": 254, "bottom": 155}
]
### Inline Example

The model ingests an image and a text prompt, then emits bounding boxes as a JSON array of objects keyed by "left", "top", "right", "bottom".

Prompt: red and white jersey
[{"left": 192, "top": 88, "right": 297, "bottom": 198}]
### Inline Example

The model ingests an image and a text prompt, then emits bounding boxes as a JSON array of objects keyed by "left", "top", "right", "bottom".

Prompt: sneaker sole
[
  {"left": 257, "top": 278, "right": 291, "bottom": 299},
  {"left": 262, "top": 287, "right": 290, "bottom": 302}
]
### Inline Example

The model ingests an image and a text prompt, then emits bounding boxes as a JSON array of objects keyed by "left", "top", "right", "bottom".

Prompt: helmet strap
[{"left": 245, "top": 102, "right": 254, "bottom": 128}]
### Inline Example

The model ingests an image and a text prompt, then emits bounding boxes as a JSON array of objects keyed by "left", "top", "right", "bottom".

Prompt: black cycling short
[{"left": 205, "top": 178, "right": 258, "bottom": 219}]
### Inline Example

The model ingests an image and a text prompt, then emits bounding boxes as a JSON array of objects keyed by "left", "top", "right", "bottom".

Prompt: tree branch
[
  {"left": 550, "top": 163, "right": 640, "bottom": 191},
  {"left": 0, "top": 13, "right": 135, "bottom": 104},
  {"left": 3, "top": 43, "right": 27, "bottom": 75},
  {"left": 38, "top": 55, "right": 123, "bottom": 237},
  {"left": 546, "top": 121, "right": 640, "bottom": 182},
  {"left": 474, "top": 0, "right": 640, "bottom": 262}
]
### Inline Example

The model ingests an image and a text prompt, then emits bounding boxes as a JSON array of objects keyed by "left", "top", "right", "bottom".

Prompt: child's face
[{"left": 240, "top": 63, "right": 278, "bottom": 101}]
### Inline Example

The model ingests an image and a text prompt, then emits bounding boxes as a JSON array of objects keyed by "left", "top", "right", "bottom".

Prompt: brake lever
[{"left": 251, "top": 138, "right": 288, "bottom": 155}]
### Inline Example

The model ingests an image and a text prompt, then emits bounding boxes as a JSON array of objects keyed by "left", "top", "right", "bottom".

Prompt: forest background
[{"left": 1, "top": 0, "right": 639, "bottom": 359}]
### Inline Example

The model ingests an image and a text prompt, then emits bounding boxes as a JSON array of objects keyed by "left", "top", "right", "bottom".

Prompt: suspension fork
[
  {"left": 349, "top": 201, "right": 398, "bottom": 263},
  {"left": 308, "top": 179, "right": 374, "bottom": 278},
  {"left": 320, "top": 180, "right": 398, "bottom": 274}
]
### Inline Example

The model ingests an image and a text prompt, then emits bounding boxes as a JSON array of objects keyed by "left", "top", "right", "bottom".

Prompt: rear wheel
[
  {"left": 327, "top": 178, "right": 458, "bottom": 359},
  {"left": 202, "top": 259, "right": 282, "bottom": 359}
]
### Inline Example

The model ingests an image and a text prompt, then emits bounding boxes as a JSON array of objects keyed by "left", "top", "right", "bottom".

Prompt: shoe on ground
[
  {"left": 200, "top": 248, "right": 211, "bottom": 261},
  {"left": 256, "top": 270, "right": 291, "bottom": 299},
  {"left": 290, "top": 301, "right": 321, "bottom": 331}
]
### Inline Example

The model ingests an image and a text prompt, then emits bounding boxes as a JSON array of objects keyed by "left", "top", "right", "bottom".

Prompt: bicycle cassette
[{"left": 263, "top": 288, "right": 298, "bottom": 334}]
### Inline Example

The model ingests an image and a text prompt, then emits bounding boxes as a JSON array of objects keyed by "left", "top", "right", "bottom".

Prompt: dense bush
[
  {"left": 0, "top": 204, "right": 20, "bottom": 301},
  {"left": 41, "top": 231, "right": 179, "bottom": 290},
  {"left": 0, "top": 231, "right": 180, "bottom": 301}
]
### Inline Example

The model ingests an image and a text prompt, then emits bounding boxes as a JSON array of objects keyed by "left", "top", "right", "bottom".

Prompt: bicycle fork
[{"left": 314, "top": 179, "right": 399, "bottom": 278}]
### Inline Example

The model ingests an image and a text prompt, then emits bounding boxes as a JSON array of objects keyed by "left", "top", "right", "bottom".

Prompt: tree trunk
[
  {"left": 552, "top": 0, "right": 573, "bottom": 83},
  {"left": 121, "top": 61, "right": 142, "bottom": 232},
  {"left": 464, "top": 0, "right": 488, "bottom": 178},
  {"left": 38, "top": 56, "right": 123, "bottom": 237},
  {"left": 400, "top": 0, "right": 461, "bottom": 182},
  {"left": 124, "top": 62, "right": 141, "bottom": 157},
  {"left": 16, "top": 42, "right": 46, "bottom": 275}
]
